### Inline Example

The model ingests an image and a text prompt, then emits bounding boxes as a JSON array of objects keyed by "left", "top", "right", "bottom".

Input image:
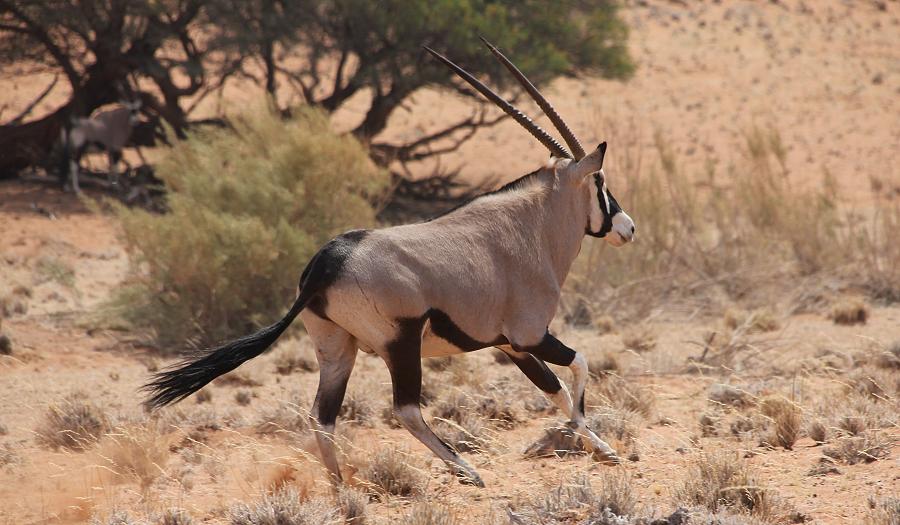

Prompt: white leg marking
[
  {"left": 394, "top": 404, "right": 484, "bottom": 486},
  {"left": 568, "top": 352, "right": 619, "bottom": 463}
]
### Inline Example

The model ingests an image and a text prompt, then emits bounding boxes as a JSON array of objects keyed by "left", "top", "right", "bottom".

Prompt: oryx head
[{"left": 425, "top": 39, "right": 635, "bottom": 247}]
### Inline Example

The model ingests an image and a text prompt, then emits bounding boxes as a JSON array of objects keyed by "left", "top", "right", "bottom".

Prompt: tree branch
[{"left": 3, "top": 74, "right": 57, "bottom": 126}]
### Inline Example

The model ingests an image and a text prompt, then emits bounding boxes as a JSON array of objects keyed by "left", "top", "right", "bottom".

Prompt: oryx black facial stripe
[{"left": 586, "top": 173, "right": 622, "bottom": 238}]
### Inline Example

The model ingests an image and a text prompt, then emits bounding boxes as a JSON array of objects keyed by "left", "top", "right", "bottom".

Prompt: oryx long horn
[
  {"left": 480, "top": 37, "right": 586, "bottom": 160},
  {"left": 423, "top": 46, "right": 572, "bottom": 159}
]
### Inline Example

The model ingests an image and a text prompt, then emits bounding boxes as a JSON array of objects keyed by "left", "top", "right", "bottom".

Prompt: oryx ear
[{"left": 571, "top": 141, "right": 607, "bottom": 179}]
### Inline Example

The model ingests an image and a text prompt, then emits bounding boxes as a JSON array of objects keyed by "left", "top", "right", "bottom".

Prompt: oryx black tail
[{"left": 143, "top": 258, "right": 326, "bottom": 410}]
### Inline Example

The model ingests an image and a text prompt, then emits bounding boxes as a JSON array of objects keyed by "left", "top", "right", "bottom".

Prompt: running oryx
[
  {"left": 144, "top": 38, "right": 635, "bottom": 487},
  {"left": 60, "top": 100, "right": 142, "bottom": 192}
]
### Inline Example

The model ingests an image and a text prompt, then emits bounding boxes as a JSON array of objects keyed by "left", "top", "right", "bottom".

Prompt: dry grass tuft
[
  {"left": 362, "top": 448, "right": 426, "bottom": 499},
  {"left": 158, "top": 508, "right": 194, "bottom": 525},
  {"left": 0, "top": 443, "right": 20, "bottom": 468},
  {"left": 621, "top": 324, "right": 657, "bottom": 353},
  {"left": 100, "top": 423, "right": 170, "bottom": 489},
  {"left": 195, "top": 388, "right": 212, "bottom": 404},
  {"left": 235, "top": 390, "right": 253, "bottom": 406},
  {"left": 339, "top": 392, "right": 376, "bottom": 428},
  {"left": 594, "top": 375, "right": 655, "bottom": 418},
  {"left": 255, "top": 394, "right": 312, "bottom": 435},
  {"left": 758, "top": 396, "right": 802, "bottom": 450},
  {"left": 865, "top": 495, "right": 900, "bottom": 525},
  {"left": 216, "top": 370, "right": 264, "bottom": 387},
  {"left": 432, "top": 412, "right": 495, "bottom": 454},
  {"left": 594, "top": 315, "right": 615, "bottom": 334},
  {"left": 424, "top": 356, "right": 453, "bottom": 372},
  {"left": 673, "top": 451, "right": 789, "bottom": 521},
  {"left": 724, "top": 308, "right": 780, "bottom": 333},
  {"left": 400, "top": 503, "right": 458, "bottom": 525},
  {"left": 229, "top": 487, "right": 338, "bottom": 525},
  {"left": 846, "top": 367, "right": 899, "bottom": 401},
  {"left": 337, "top": 486, "right": 367, "bottom": 524},
  {"left": 828, "top": 298, "right": 869, "bottom": 325},
  {"left": 523, "top": 409, "right": 639, "bottom": 459},
  {"left": 876, "top": 341, "right": 900, "bottom": 369},
  {"left": 273, "top": 347, "right": 317, "bottom": 375},
  {"left": 0, "top": 333, "right": 11, "bottom": 355},
  {"left": 588, "top": 353, "right": 620, "bottom": 378},
  {"left": 35, "top": 396, "right": 109, "bottom": 451},
  {"left": 823, "top": 431, "right": 894, "bottom": 465},
  {"left": 808, "top": 419, "right": 828, "bottom": 444},
  {"left": 433, "top": 390, "right": 519, "bottom": 430},
  {"left": 508, "top": 473, "right": 636, "bottom": 524}
]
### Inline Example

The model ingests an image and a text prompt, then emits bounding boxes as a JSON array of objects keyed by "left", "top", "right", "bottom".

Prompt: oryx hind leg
[
  {"left": 302, "top": 310, "right": 358, "bottom": 484},
  {"left": 385, "top": 317, "right": 484, "bottom": 487},
  {"left": 511, "top": 333, "right": 620, "bottom": 464}
]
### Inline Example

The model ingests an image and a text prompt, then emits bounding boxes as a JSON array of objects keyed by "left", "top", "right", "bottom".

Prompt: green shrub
[{"left": 114, "top": 107, "right": 387, "bottom": 348}]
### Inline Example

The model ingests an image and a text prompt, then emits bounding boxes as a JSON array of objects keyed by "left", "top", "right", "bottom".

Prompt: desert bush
[
  {"left": 823, "top": 431, "right": 894, "bottom": 465},
  {"left": 807, "top": 419, "right": 828, "bottom": 444},
  {"left": 433, "top": 412, "right": 495, "bottom": 454},
  {"left": 424, "top": 356, "right": 453, "bottom": 372},
  {"left": 829, "top": 298, "right": 870, "bottom": 326},
  {"left": 113, "top": 106, "right": 388, "bottom": 348},
  {"left": 337, "top": 487, "right": 367, "bottom": 525},
  {"left": 35, "top": 396, "right": 109, "bottom": 451},
  {"left": 363, "top": 448, "right": 426, "bottom": 499},
  {"left": 35, "top": 256, "right": 75, "bottom": 288},
  {"left": 865, "top": 495, "right": 900, "bottom": 525},
  {"left": 195, "top": 389, "right": 212, "bottom": 404},
  {"left": 235, "top": 390, "right": 253, "bottom": 406},
  {"left": 673, "top": 451, "right": 789, "bottom": 521},
  {"left": 508, "top": 473, "right": 637, "bottom": 524},
  {"left": 723, "top": 308, "right": 780, "bottom": 333},
  {"left": 229, "top": 488, "right": 338, "bottom": 525},
  {"left": 433, "top": 390, "right": 519, "bottom": 430},
  {"left": 757, "top": 396, "right": 802, "bottom": 450},
  {"left": 0, "top": 333, "right": 11, "bottom": 355}
]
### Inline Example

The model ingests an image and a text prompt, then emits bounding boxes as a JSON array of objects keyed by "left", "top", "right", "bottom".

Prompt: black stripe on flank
[{"left": 427, "top": 308, "right": 507, "bottom": 351}]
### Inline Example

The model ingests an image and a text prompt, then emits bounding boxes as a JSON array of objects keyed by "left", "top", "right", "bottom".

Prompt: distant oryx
[
  {"left": 144, "top": 39, "right": 635, "bottom": 487},
  {"left": 60, "top": 100, "right": 142, "bottom": 192}
]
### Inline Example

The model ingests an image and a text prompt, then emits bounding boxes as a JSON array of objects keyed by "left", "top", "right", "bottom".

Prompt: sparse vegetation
[
  {"left": 35, "top": 256, "right": 75, "bottom": 288},
  {"left": 400, "top": 504, "right": 458, "bottom": 525},
  {"left": 113, "top": 107, "right": 388, "bottom": 348},
  {"left": 865, "top": 495, "right": 900, "bottom": 525},
  {"left": 363, "top": 448, "right": 426, "bottom": 499},
  {"left": 588, "top": 353, "right": 620, "bottom": 378},
  {"left": 229, "top": 488, "right": 338, "bottom": 525},
  {"left": 758, "top": 396, "right": 801, "bottom": 450},
  {"left": 828, "top": 298, "right": 869, "bottom": 326},
  {"left": 35, "top": 396, "right": 109, "bottom": 451},
  {"left": 340, "top": 392, "right": 376, "bottom": 427},
  {"left": 337, "top": 487, "right": 368, "bottom": 525},
  {"left": 673, "top": 451, "right": 788, "bottom": 521},
  {"left": 158, "top": 508, "right": 194, "bottom": 525},
  {"left": 823, "top": 432, "right": 894, "bottom": 465},
  {"left": 594, "top": 375, "right": 656, "bottom": 418},
  {"left": 621, "top": 324, "right": 656, "bottom": 353},
  {"left": 273, "top": 345, "right": 317, "bottom": 375},
  {"left": 100, "top": 423, "right": 170, "bottom": 489},
  {"left": 235, "top": 390, "right": 253, "bottom": 406},
  {"left": 507, "top": 473, "right": 639, "bottom": 524}
]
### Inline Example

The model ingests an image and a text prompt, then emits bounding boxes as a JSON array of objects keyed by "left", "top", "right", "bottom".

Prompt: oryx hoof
[
  {"left": 451, "top": 466, "right": 485, "bottom": 487},
  {"left": 590, "top": 448, "right": 622, "bottom": 465}
]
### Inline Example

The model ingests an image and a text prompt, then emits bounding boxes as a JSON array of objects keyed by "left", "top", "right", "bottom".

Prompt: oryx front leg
[
  {"left": 386, "top": 319, "right": 484, "bottom": 487},
  {"left": 513, "top": 332, "right": 620, "bottom": 464}
]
